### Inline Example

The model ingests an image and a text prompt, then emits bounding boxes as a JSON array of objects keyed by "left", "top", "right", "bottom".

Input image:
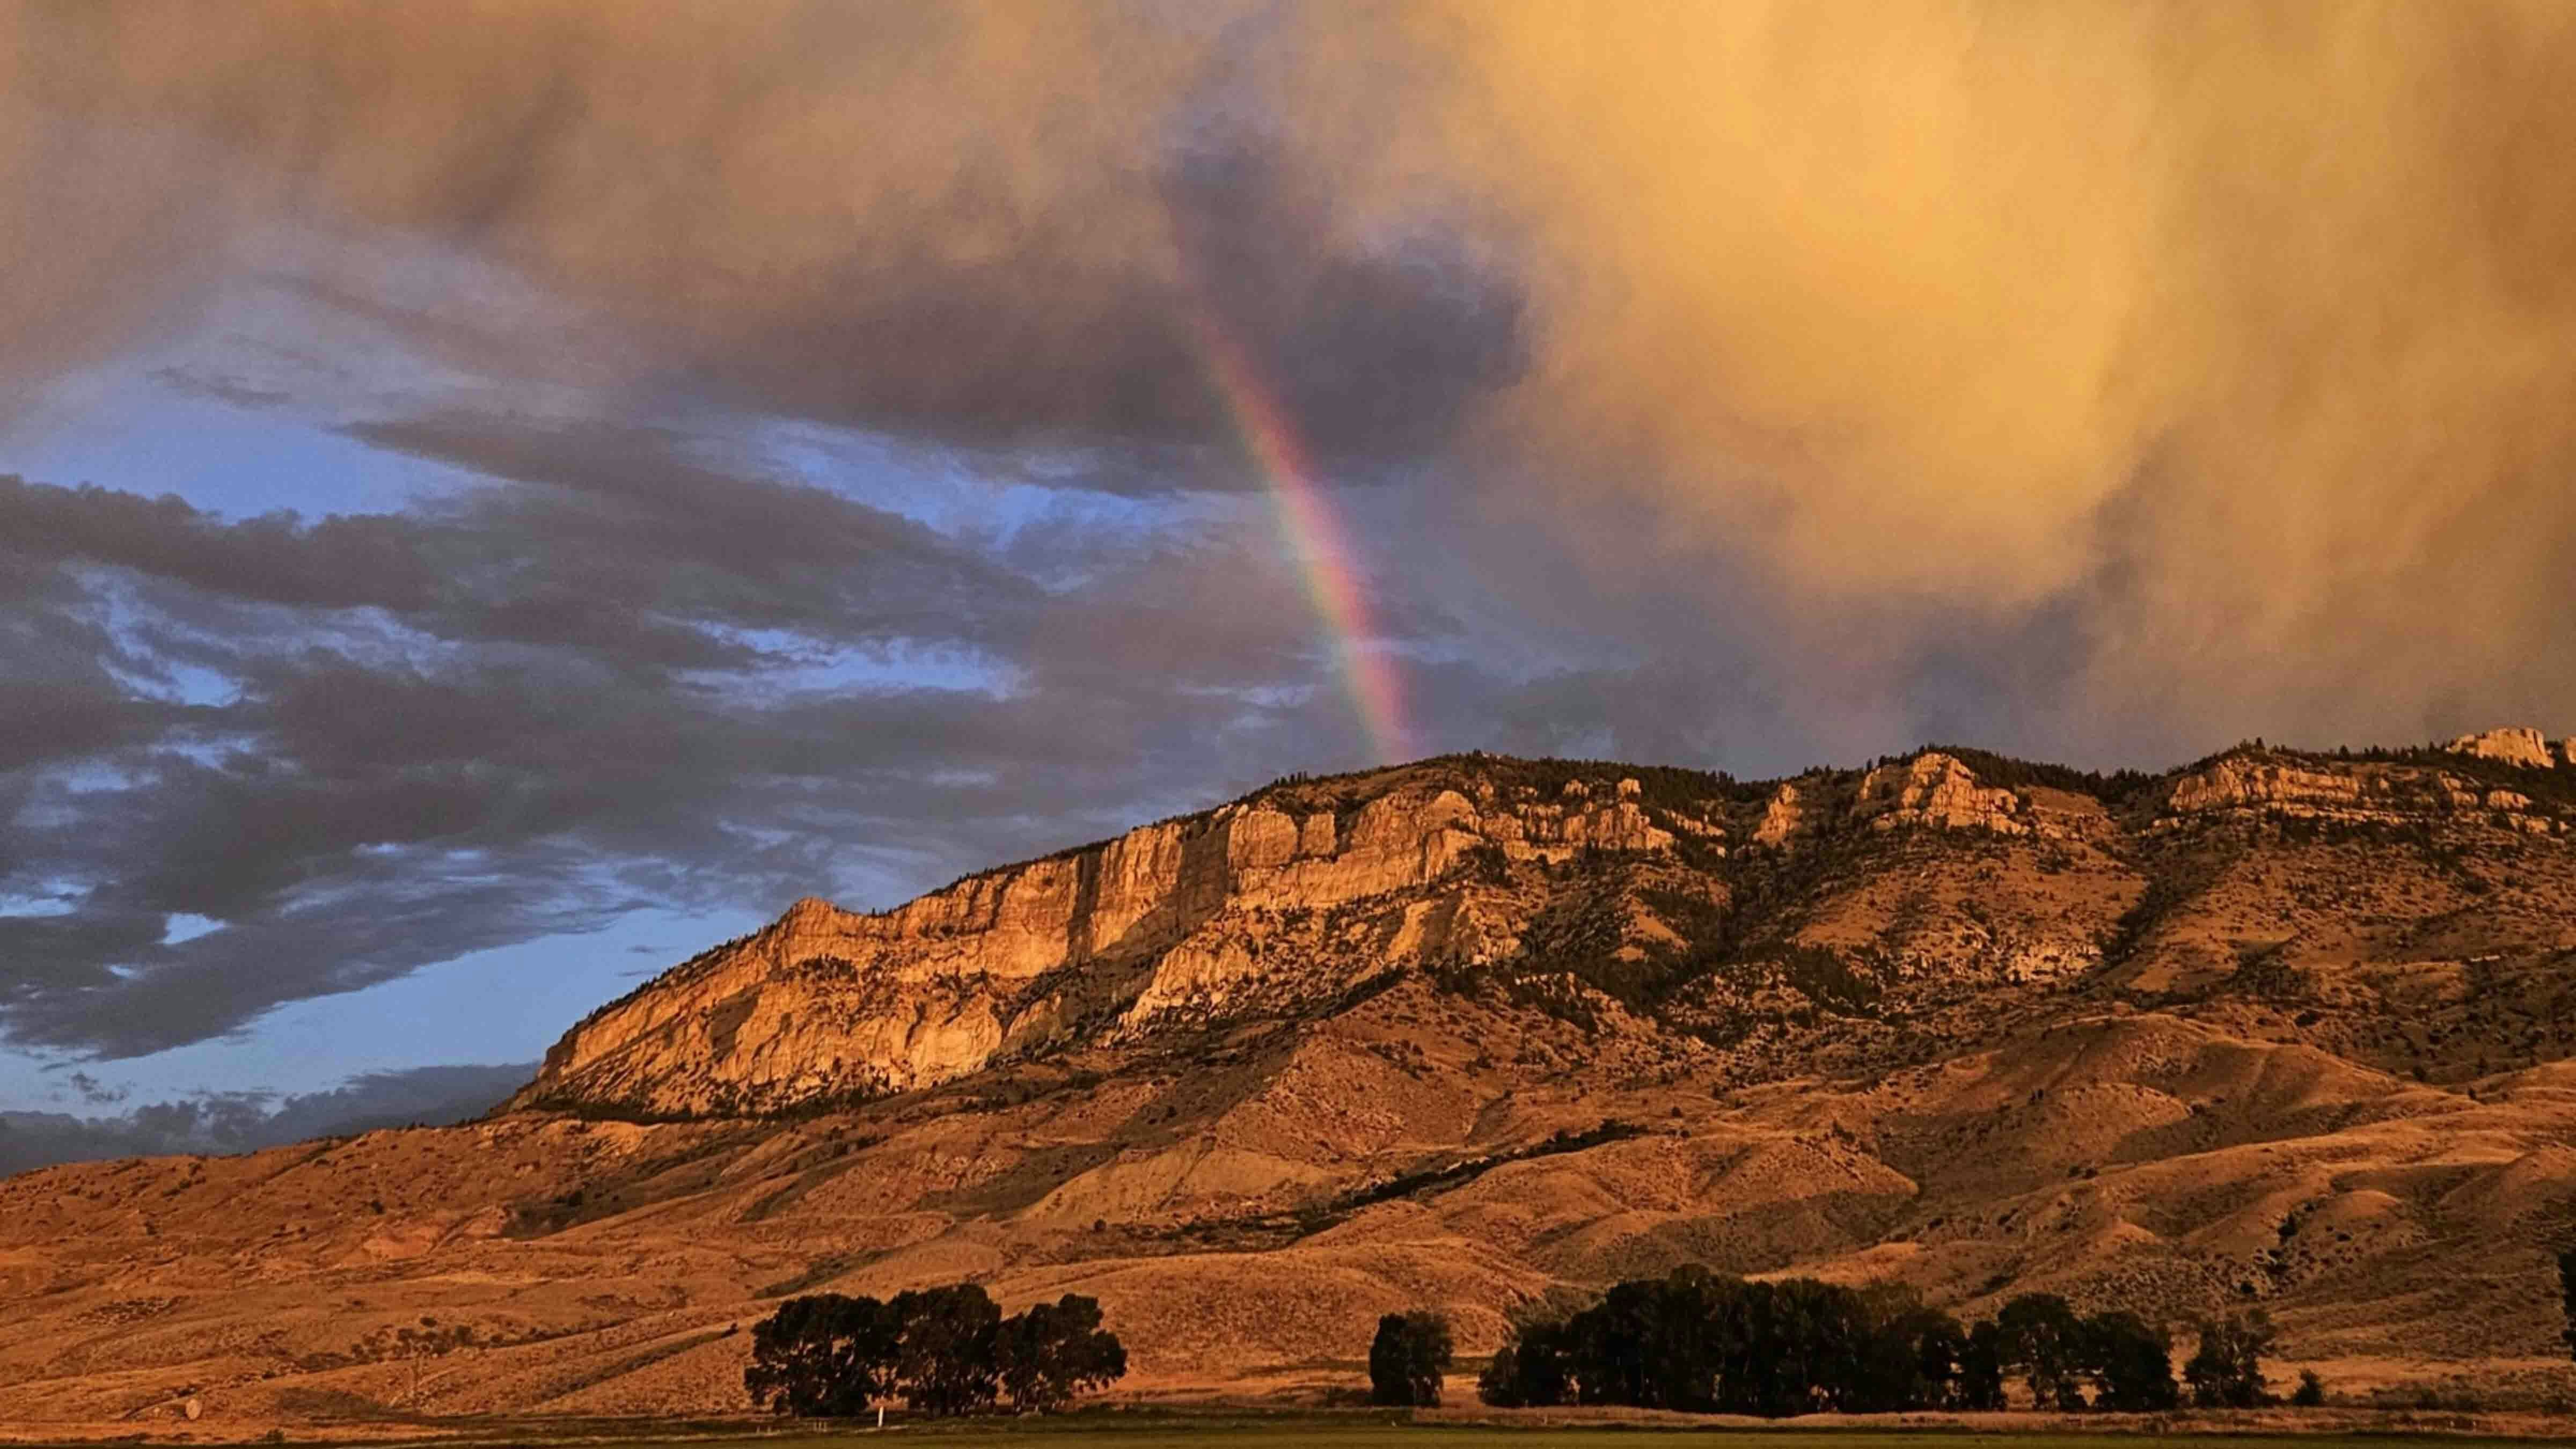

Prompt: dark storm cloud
[
  {"left": 145, "top": 367, "right": 292, "bottom": 413},
  {"left": 0, "top": 416, "right": 1429, "bottom": 1056},
  {"left": 0, "top": 1062, "right": 534, "bottom": 1174},
  {"left": 2, "top": 3, "right": 1525, "bottom": 467},
  {"left": 4, "top": 417, "right": 1023, "bottom": 664}
]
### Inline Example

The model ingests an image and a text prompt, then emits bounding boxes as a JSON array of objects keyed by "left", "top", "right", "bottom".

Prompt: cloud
[
  {"left": 0, "top": 3, "right": 1524, "bottom": 465},
  {"left": 0, "top": 1062, "right": 534, "bottom": 1176},
  {"left": 1425, "top": 0, "right": 2576, "bottom": 744},
  {"left": 3, "top": 2, "right": 2574, "bottom": 1072},
  {"left": 9, "top": 1, "right": 2567, "bottom": 756},
  {"left": 0, "top": 420, "right": 1419, "bottom": 1056}
]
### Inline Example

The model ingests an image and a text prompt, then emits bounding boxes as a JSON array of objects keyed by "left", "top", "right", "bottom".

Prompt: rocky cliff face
[
  {"left": 514, "top": 733, "right": 2575, "bottom": 1119},
  {"left": 509, "top": 770, "right": 1691, "bottom": 1115},
  {"left": 2448, "top": 726, "right": 2572, "bottom": 770}
]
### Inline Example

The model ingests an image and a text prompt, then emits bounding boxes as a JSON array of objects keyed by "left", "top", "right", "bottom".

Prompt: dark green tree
[
  {"left": 1768, "top": 1277, "right": 1871, "bottom": 1414},
  {"left": 1845, "top": 1289, "right": 1962, "bottom": 1413},
  {"left": 2558, "top": 1249, "right": 2576, "bottom": 1361},
  {"left": 1563, "top": 1278, "right": 1664, "bottom": 1407},
  {"left": 994, "top": 1293, "right": 1128, "bottom": 1412},
  {"left": 890, "top": 1283, "right": 1002, "bottom": 1417},
  {"left": 744, "top": 1293, "right": 901, "bottom": 1417},
  {"left": 1478, "top": 1317, "right": 1574, "bottom": 1408},
  {"left": 1956, "top": 1320, "right": 2008, "bottom": 1410},
  {"left": 2183, "top": 1310, "right": 2277, "bottom": 1409},
  {"left": 2291, "top": 1370, "right": 2325, "bottom": 1407},
  {"left": 1369, "top": 1310, "right": 1455, "bottom": 1407},
  {"left": 747, "top": 1281, "right": 1129, "bottom": 1421},
  {"left": 2082, "top": 1311, "right": 2179, "bottom": 1412},
  {"left": 1998, "top": 1294, "right": 2089, "bottom": 1410},
  {"left": 1473, "top": 1268, "right": 1990, "bottom": 1418}
]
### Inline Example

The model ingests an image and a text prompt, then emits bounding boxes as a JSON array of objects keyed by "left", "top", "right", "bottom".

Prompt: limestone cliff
[
  {"left": 2449, "top": 726, "right": 2560, "bottom": 770},
  {"left": 513, "top": 736, "right": 2575, "bottom": 1120},
  {"left": 509, "top": 768, "right": 1686, "bottom": 1116}
]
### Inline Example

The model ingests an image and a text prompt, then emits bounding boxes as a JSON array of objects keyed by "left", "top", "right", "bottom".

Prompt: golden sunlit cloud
[
  {"left": 1427, "top": 1, "right": 2576, "bottom": 739},
  {"left": 5, "top": 0, "right": 2572, "bottom": 750}
]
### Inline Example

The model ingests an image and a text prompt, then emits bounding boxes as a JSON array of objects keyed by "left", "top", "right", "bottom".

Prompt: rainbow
[{"left": 1181, "top": 302, "right": 1416, "bottom": 765}]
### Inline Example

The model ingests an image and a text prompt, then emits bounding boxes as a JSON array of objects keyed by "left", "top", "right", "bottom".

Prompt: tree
[
  {"left": 2291, "top": 1370, "right": 2325, "bottom": 1407},
  {"left": 1998, "top": 1294, "right": 2088, "bottom": 1410},
  {"left": 994, "top": 1293, "right": 1128, "bottom": 1412},
  {"left": 1847, "top": 1291, "right": 1962, "bottom": 1414},
  {"left": 1369, "top": 1310, "right": 1455, "bottom": 1407},
  {"left": 2082, "top": 1311, "right": 2179, "bottom": 1412},
  {"left": 2558, "top": 1249, "right": 2576, "bottom": 1361},
  {"left": 1956, "top": 1320, "right": 2007, "bottom": 1411},
  {"left": 2184, "top": 1310, "right": 2277, "bottom": 1409},
  {"left": 890, "top": 1283, "right": 1002, "bottom": 1417},
  {"left": 1562, "top": 1279, "right": 1661, "bottom": 1407},
  {"left": 1767, "top": 1276, "right": 1871, "bottom": 1414},
  {"left": 1472, "top": 1267, "right": 1992, "bottom": 1418},
  {"left": 744, "top": 1293, "right": 900, "bottom": 1417},
  {"left": 1478, "top": 1318, "right": 1574, "bottom": 1408},
  {"left": 747, "top": 1282, "right": 1127, "bottom": 1421}
]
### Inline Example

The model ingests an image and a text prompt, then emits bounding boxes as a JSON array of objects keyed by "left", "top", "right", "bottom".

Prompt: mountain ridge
[
  {"left": 506, "top": 731, "right": 2576, "bottom": 1121},
  {"left": 6, "top": 728, "right": 2576, "bottom": 1427}
]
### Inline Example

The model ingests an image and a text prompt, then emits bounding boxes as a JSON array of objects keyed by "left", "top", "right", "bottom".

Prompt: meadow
[{"left": 479, "top": 1414, "right": 2576, "bottom": 1449}]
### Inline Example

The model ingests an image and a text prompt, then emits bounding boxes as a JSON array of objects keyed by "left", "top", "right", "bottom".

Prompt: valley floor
[{"left": 13, "top": 1408, "right": 2576, "bottom": 1447}]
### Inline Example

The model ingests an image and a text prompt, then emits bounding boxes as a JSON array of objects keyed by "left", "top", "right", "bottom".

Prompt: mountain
[{"left": 5, "top": 734, "right": 2576, "bottom": 1427}]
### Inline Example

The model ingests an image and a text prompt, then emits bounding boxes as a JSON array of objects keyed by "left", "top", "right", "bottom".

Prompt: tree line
[
  {"left": 742, "top": 1267, "right": 2310, "bottom": 1419},
  {"left": 744, "top": 1283, "right": 1125, "bottom": 1419},
  {"left": 1372, "top": 1267, "right": 2285, "bottom": 1415}
]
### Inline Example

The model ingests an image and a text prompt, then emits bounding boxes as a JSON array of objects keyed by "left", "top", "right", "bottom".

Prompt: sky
[{"left": 3, "top": 1, "right": 2573, "bottom": 1158}]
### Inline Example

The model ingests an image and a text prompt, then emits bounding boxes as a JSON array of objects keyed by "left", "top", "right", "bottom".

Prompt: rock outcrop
[
  {"left": 2164, "top": 754, "right": 2391, "bottom": 820},
  {"left": 2449, "top": 726, "right": 2560, "bottom": 769},
  {"left": 2160, "top": 747, "right": 2568, "bottom": 836},
  {"left": 1752, "top": 781, "right": 1807, "bottom": 845},
  {"left": 1854, "top": 751, "right": 2030, "bottom": 834}
]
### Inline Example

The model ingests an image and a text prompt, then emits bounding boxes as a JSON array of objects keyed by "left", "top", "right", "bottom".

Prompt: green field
[
  {"left": 487, "top": 1416, "right": 2569, "bottom": 1449},
  {"left": 618, "top": 1423, "right": 2555, "bottom": 1433}
]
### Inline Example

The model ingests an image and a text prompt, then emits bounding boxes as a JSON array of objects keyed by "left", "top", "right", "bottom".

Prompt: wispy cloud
[{"left": 0, "top": 1062, "right": 535, "bottom": 1175}]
